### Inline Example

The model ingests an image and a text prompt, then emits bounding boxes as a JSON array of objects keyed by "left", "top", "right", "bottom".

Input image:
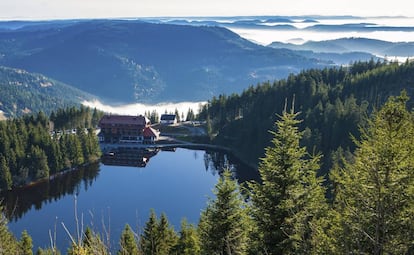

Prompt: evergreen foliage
[
  {"left": 140, "top": 210, "right": 158, "bottom": 255},
  {"left": 0, "top": 109, "right": 101, "bottom": 191},
  {"left": 249, "top": 108, "right": 327, "bottom": 254},
  {"left": 19, "top": 230, "right": 33, "bottom": 255},
  {"left": 118, "top": 224, "right": 139, "bottom": 255},
  {"left": 0, "top": 66, "right": 93, "bottom": 119},
  {"left": 66, "top": 226, "right": 108, "bottom": 255},
  {"left": 329, "top": 91, "right": 414, "bottom": 254},
  {"left": 145, "top": 110, "right": 160, "bottom": 124},
  {"left": 0, "top": 209, "right": 20, "bottom": 255},
  {"left": 0, "top": 155, "right": 12, "bottom": 191},
  {"left": 2, "top": 60, "right": 414, "bottom": 255},
  {"left": 140, "top": 210, "right": 178, "bottom": 255},
  {"left": 185, "top": 108, "right": 196, "bottom": 121},
  {"left": 199, "top": 60, "right": 414, "bottom": 172},
  {"left": 198, "top": 170, "right": 250, "bottom": 255},
  {"left": 50, "top": 106, "right": 103, "bottom": 131},
  {"left": 174, "top": 219, "right": 200, "bottom": 255}
]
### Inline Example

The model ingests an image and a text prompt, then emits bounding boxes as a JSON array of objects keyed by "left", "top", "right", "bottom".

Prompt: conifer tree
[
  {"left": 174, "top": 219, "right": 200, "bottom": 255},
  {"left": 0, "top": 208, "right": 20, "bottom": 255},
  {"left": 157, "top": 213, "right": 178, "bottom": 254},
  {"left": 28, "top": 145, "right": 49, "bottom": 180},
  {"left": 0, "top": 155, "right": 12, "bottom": 191},
  {"left": 140, "top": 209, "right": 159, "bottom": 255},
  {"left": 330, "top": 91, "right": 414, "bottom": 254},
  {"left": 19, "top": 230, "right": 33, "bottom": 255},
  {"left": 78, "top": 227, "right": 108, "bottom": 255},
  {"left": 82, "top": 227, "right": 93, "bottom": 250},
  {"left": 249, "top": 107, "right": 327, "bottom": 255},
  {"left": 118, "top": 224, "right": 139, "bottom": 255},
  {"left": 198, "top": 170, "right": 249, "bottom": 255}
]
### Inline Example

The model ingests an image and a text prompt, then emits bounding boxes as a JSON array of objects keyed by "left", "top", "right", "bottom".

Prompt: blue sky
[{"left": 0, "top": 0, "right": 413, "bottom": 20}]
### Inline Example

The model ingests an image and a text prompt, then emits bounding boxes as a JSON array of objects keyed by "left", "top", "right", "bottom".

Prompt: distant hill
[
  {"left": 0, "top": 66, "right": 94, "bottom": 118},
  {"left": 268, "top": 37, "right": 414, "bottom": 58},
  {"left": 0, "top": 20, "right": 326, "bottom": 104}
]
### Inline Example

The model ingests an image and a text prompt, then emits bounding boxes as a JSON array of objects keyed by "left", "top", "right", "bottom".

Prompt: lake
[{"left": 1, "top": 147, "right": 257, "bottom": 252}]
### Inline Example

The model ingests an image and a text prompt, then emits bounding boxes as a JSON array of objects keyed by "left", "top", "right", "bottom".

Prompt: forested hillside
[
  {"left": 0, "top": 66, "right": 94, "bottom": 118},
  {"left": 0, "top": 20, "right": 326, "bottom": 103},
  {"left": 199, "top": 59, "right": 414, "bottom": 172},
  {"left": 0, "top": 107, "right": 101, "bottom": 191},
  {"left": 3, "top": 92, "right": 413, "bottom": 254}
]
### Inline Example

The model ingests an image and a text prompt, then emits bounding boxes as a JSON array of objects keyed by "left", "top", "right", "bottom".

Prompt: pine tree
[
  {"left": 19, "top": 230, "right": 33, "bottom": 255},
  {"left": 79, "top": 227, "right": 108, "bottom": 255},
  {"left": 118, "top": 224, "right": 139, "bottom": 255},
  {"left": 28, "top": 145, "right": 50, "bottom": 180},
  {"left": 157, "top": 213, "right": 178, "bottom": 254},
  {"left": 150, "top": 110, "right": 159, "bottom": 124},
  {"left": 0, "top": 208, "right": 20, "bottom": 255},
  {"left": 186, "top": 108, "right": 195, "bottom": 121},
  {"left": 249, "top": 108, "right": 327, "bottom": 255},
  {"left": 198, "top": 170, "right": 249, "bottom": 255},
  {"left": 140, "top": 209, "right": 159, "bottom": 255},
  {"left": 174, "top": 219, "right": 200, "bottom": 255},
  {"left": 330, "top": 91, "right": 414, "bottom": 254},
  {"left": 0, "top": 154, "right": 12, "bottom": 191}
]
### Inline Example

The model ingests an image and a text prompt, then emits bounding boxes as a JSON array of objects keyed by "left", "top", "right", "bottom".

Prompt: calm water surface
[{"left": 2, "top": 148, "right": 256, "bottom": 252}]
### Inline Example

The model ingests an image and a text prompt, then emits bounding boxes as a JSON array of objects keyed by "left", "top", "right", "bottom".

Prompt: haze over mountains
[
  {"left": 0, "top": 19, "right": 327, "bottom": 104},
  {"left": 268, "top": 38, "right": 414, "bottom": 60},
  {"left": 0, "top": 15, "right": 413, "bottom": 112}
]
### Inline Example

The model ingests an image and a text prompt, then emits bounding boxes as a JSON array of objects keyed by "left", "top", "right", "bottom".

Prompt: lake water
[{"left": 1, "top": 147, "right": 257, "bottom": 252}]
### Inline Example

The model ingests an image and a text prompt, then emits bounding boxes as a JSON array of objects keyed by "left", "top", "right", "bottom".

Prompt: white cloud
[{"left": 0, "top": 0, "right": 413, "bottom": 20}]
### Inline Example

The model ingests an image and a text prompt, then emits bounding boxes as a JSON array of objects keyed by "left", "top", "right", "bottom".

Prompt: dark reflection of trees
[
  {"left": 203, "top": 150, "right": 260, "bottom": 184},
  {"left": 0, "top": 163, "right": 100, "bottom": 222},
  {"left": 0, "top": 148, "right": 257, "bottom": 221}
]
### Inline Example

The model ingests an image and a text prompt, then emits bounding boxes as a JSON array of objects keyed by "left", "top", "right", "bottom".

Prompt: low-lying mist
[{"left": 82, "top": 99, "right": 206, "bottom": 116}]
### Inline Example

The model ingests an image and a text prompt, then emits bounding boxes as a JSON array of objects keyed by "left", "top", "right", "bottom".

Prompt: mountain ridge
[
  {"left": 0, "top": 65, "right": 94, "bottom": 118},
  {"left": 268, "top": 37, "right": 414, "bottom": 57},
  {"left": 0, "top": 20, "right": 327, "bottom": 104}
]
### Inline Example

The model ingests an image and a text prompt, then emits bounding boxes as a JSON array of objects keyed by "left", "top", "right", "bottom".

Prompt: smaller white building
[{"left": 160, "top": 114, "right": 177, "bottom": 125}]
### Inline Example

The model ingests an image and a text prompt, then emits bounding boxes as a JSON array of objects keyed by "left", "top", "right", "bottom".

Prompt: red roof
[
  {"left": 99, "top": 115, "right": 149, "bottom": 126},
  {"left": 143, "top": 127, "right": 160, "bottom": 138}
]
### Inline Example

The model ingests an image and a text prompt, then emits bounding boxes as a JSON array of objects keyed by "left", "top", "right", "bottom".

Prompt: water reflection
[
  {"left": 101, "top": 147, "right": 160, "bottom": 167},
  {"left": 1, "top": 163, "right": 100, "bottom": 222},
  {"left": 203, "top": 150, "right": 260, "bottom": 184},
  {"left": 1, "top": 147, "right": 258, "bottom": 223}
]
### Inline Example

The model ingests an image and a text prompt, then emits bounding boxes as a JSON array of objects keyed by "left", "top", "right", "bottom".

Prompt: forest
[
  {"left": 1, "top": 60, "right": 414, "bottom": 254},
  {"left": 0, "top": 66, "right": 93, "bottom": 119},
  {"left": 199, "top": 59, "right": 414, "bottom": 174},
  {"left": 2, "top": 91, "right": 413, "bottom": 254},
  {"left": 0, "top": 106, "right": 102, "bottom": 191}
]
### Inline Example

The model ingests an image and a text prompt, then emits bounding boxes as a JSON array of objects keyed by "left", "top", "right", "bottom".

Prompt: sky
[{"left": 0, "top": 0, "right": 413, "bottom": 20}]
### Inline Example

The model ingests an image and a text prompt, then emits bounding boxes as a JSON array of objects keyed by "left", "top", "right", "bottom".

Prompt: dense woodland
[
  {"left": 2, "top": 92, "right": 413, "bottom": 254},
  {"left": 1, "top": 60, "right": 414, "bottom": 254},
  {"left": 0, "top": 107, "right": 102, "bottom": 191},
  {"left": 0, "top": 66, "right": 93, "bottom": 118},
  {"left": 199, "top": 59, "right": 414, "bottom": 173}
]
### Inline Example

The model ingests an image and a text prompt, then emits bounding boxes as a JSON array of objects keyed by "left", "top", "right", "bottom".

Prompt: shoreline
[
  {"left": 8, "top": 160, "right": 100, "bottom": 192},
  {"left": 7, "top": 136, "right": 257, "bottom": 192},
  {"left": 100, "top": 135, "right": 258, "bottom": 170}
]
